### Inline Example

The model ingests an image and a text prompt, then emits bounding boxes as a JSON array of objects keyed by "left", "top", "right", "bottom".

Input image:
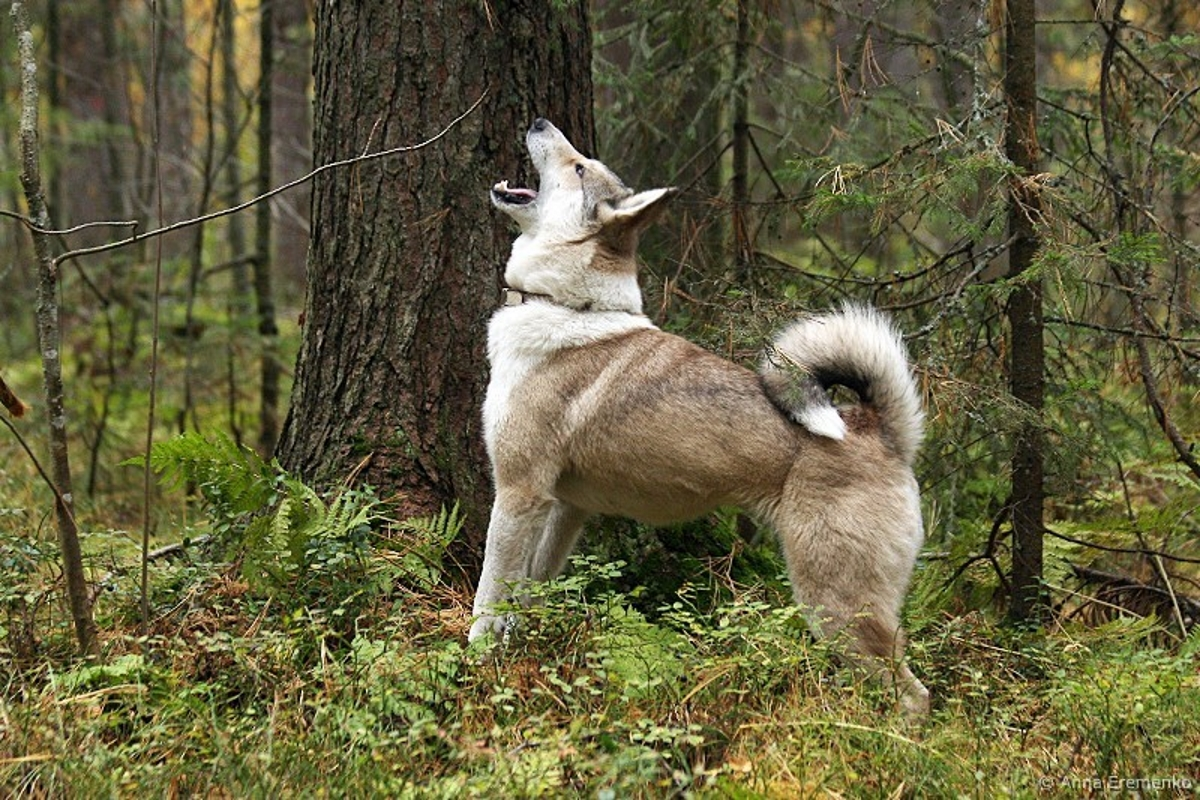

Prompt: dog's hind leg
[
  {"left": 843, "top": 613, "right": 929, "bottom": 719},
  {"left": 771, "top": 485, "right": 930, "bottom": 718},
  {"left": 793, "top": 575, "right": 929, "bottom": 718},
  {"left": 527, "top": 501, "right": 590, "bottom": 583},
  {"left": 469, "top": 491, "right": 555, "bottom": 642}
]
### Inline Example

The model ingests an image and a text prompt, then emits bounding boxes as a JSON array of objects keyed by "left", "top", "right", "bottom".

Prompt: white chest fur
[{"left": 482, "top": 303, "right": 655, "bottom": 454}]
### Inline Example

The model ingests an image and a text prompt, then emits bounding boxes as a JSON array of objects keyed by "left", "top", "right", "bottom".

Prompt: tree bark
[
  {"left": 1003, "top": 0, "right": 1045, "bottom": 624},
  {"left": 277, "top": 0, "right": 595, "bottom": 570}
]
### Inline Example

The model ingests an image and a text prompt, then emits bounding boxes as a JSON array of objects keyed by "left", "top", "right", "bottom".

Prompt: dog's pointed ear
[{"left": 597, "top": 187, "right": 677, "bottom": 232}]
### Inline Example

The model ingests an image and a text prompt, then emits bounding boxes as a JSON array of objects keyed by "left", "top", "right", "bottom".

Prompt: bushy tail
[{"left": 759, "top": 304, "right": 924, "bottom": 464}]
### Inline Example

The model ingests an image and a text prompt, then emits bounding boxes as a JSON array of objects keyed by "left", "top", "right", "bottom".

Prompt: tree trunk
[
  {"left": 268, "top": 0, "right": 313, "bottom": 287},
  {"left": 1003, "top": 0, "right": 1045, "bottom": 624},
  {"left": 255, "top": 0, "right": 282, "bottom": 457},
  {"left": 148, "top": 0, "right": 196, "bottom": 259},
  {"left": 731, "top": 0, "right": 752, "bottom": 277},
  {"left": 13, "top": 0, "right": 97, "bottom": 656},
  {"left": 219, "top": 0, "right": 252, "bottom": 446},
  {"left": 53, "top": 0, "right": 133, "bottom": 247},
  {"left": 277, "top": 0, "right": 594, "bottom": 570}
]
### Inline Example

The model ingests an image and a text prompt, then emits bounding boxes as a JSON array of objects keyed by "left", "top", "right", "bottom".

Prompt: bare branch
[
  {"left": 0, "top": 209, "right": 139, "bottom": 237},
  {"left": 1047, "top": 526, "right": 1200, "bottom": 566},
  {"left": 0, "top": 413, "right": 78, "bottom": 533},
  {"left": 51, "top": 91, "right": 489, "bottom": 269},
  {"left": 0, "top": 373, "right": 30, "bottom": 418}
]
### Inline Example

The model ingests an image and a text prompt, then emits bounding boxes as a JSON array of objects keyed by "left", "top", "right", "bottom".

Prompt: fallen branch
[
  {"left": 1069, "top": 563, "right": 1198, "bottom": 640},
  {"left": 146, "top": 535, "right": 213, "bottom": 562}
]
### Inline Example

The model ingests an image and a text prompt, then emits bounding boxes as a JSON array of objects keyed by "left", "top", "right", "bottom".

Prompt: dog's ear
[{"left": 597, "top": 187, "right": 677, "bottom": 233}]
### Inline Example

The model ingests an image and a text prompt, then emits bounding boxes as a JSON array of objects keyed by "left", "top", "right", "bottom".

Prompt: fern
[
  {"left": 142, "top": 434, "right": 392, "bottom": 607},
  {"left": 142, "top": 432, "right": 461, "bottom": 628},
  {"left": 389, "top": 503, "right": 464, "bottom": 590},
  {"left": 241, "top": 481, "right": 389, "bottom": 603},
  {"left": 135, "top": 431, "right": 283, "bottom": 540}
]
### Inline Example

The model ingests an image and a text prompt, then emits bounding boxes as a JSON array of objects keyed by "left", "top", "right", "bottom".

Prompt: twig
[
  {"left": 1149, "top": 553, "right": 1190, "bottom": 640},
  {"left": 140, "top": 0, "right": 168, "bottom": 637},
  {"left": 942, "top": 504, "right": 1011, "bottom": 594},
  {"left": 0, "top": 373, "right": 30, "bottom": 417},
  {"left": 50, "top": 92, "right": 488, "bottom": 269},
  {"left": 145, "top": 535, "right": 212, "bottom": 561},
  {"left": 0, "top": 209, "right": 139, "bottom": 237},
  {"left": 0, "top": 413, "right": 78, "bottom": 534},
  {"left": 1045, "top": 526, "right": 1200, "bottom": 565}
]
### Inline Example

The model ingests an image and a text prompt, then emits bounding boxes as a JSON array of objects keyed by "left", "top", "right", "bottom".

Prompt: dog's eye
[{"left": 575, "top": 163, "right": 586, "bottom": 177}]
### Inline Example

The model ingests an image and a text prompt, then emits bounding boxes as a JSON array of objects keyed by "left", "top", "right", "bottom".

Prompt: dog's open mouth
[{"left": 492, "top": 180, "right": 537, "bottom": 206}]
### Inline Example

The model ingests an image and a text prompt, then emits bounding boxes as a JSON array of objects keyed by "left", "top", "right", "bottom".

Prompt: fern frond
[
  {"left": 387, "top": 503, "right": 463, "bottom": 589},
  {"left": 142, "top": 431, "right": 278, "bottom": 522}
]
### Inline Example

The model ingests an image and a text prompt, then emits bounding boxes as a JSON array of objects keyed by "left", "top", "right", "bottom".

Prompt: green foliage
[
  {"left": 0, "top": 530, "right": 51, "bottom": 650},
  {"left": 138, "top": 433, "right": 457, "bottom": 640},
  {"left": 1048, "top": 625, "right": 1198, "bottom": 778},
  {"left": 240, "top": 480, "right": 384, "bottom": 617},
  {"left": 581, "top": 509, "right": 789, "bottom": 617},
  {"left": 53, "top": 652, "right": 159, "bottom": 696},
  {"left": 138, "top": 431, "right": 282, "bottom": 542},
  {"left": 314, "top": 635, "right": 468, "bottom": 745},
  {"left": 1108, "top": 231, "right": 1164, "bottom": 271},
  {"left": 0, "top": 503, "right": 80, "bottom": 661},
  {"left": 390, "top": 503, "right": 465, "bottom": 591}
]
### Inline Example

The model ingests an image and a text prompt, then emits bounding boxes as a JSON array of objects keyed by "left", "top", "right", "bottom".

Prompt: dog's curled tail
[{"left": 759, "top": 304, "right": 924, "bottom": 464}]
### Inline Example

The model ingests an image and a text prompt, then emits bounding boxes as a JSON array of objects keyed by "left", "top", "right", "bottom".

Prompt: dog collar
[
  {"left": 501, "top": 287, "right": 555, "bottom": 307},
  {"left": 500, "top": 286, "right": 623, "bottom": 314}
]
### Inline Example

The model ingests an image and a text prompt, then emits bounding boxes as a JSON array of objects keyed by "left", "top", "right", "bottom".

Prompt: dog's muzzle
[{"left": 492, "top": 181, "right": 537, "bottom": 206}]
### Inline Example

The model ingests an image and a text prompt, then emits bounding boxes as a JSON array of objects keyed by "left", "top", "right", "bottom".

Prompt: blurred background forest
[{"left": 0, "top": 0, "right": 1198, "bottom": 794}]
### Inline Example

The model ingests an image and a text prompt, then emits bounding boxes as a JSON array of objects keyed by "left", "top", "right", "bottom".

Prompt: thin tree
[
  {"left": 255, "top": 0, "right": 281, "bottom": 457},
  {"left": 219, "top": 0, "right": 253, "bottom": 446},
  {"left": 11, "top": 0, "right": 97, "bottom": 655},
  {"left": 1003, "top": 0, "right": 1045, "bottom": 624},
  {"left": 731, "top": 0, "right": 752, "bottom": 277}
]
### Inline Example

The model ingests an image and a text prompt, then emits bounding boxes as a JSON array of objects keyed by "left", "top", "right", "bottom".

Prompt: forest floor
[{"left": 1, "top": 503, "right": 1196, "bottom": 798}]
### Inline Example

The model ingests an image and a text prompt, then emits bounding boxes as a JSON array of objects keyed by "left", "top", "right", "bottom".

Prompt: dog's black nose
[{"left": 531, "top": 117, "right": 549, "bottom": 133}]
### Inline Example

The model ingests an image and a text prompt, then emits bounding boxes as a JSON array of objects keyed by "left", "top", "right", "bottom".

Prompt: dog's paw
[
  {"left": 898, "top": 678, "right": 931, "bottom": 721},
  {"left": 467, "top": 613, "right": 513, "bottom": 644}
]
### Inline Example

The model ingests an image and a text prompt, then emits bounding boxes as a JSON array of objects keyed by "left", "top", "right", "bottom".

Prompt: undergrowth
[{"left": 0, "top": 434, "right": 1197, "bottom": 797}]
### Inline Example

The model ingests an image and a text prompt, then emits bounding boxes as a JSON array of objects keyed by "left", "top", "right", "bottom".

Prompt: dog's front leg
[
  {"left": 469, "top": 493, "right": 553, "bottom": 642},
  {"left": 527, "top": 501, "right": 590, "bottom": 583}
]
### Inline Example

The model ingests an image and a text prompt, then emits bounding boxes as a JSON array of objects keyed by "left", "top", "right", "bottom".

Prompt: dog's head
[{"left": 492, "top": 119, "right": 675, "bottom": 311}]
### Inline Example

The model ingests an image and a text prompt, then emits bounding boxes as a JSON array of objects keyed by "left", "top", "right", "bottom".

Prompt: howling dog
[{"left": 471, "top": 118, "right": 930, "bottom": 716}]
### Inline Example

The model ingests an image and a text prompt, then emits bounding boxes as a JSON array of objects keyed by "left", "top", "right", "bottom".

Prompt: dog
[{"left": 471, "top": 118, "right": 930, "bottom": 717}]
